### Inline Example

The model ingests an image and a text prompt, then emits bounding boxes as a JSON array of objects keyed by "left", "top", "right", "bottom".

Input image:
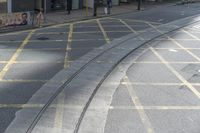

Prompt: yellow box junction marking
[
  {"left": 124, "top": 76, "right": 155, "bottom": 133},
  {"left": 118, "top": 19, "right": 145, "bottom": 41},
  {"left": 97, "top": 19, "right": 110, "bottom": 44},
  {"left": 109, "top": 106, "right": 200, "bottom": 110},
  {"left": 0, "top": 30, "right": 35, "bottom": 80},
  {"left": 150, "top": 47, "right": 200, "bottom": 99},
  {"left": 146, "top": 22, "right": 200, "bottom": 62},
  {"left": 182, "top": 29, "right": 200, "bottom": 41},
  {"left": 1, "top": 103, "right": 200, "bottom": 110},
  {"left": 64, "top": 24, "right": 73, "bottom": 69},
  {"left": 54, "top": 92, "right": 66, "bottom": 132}
]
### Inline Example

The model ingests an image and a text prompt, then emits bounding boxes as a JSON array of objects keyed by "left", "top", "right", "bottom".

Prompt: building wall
[
  {"left": 84, "top": 0, "right": 119, "bottom": 8},
  {"left": 12, "top": 0, "right": 34, "bottom": 12},
  {"left": 0, "top": 0, "right": 7, "bottom": 13},
  {"left": 4, "top": 0, "right": 121, "bottom": 13}
]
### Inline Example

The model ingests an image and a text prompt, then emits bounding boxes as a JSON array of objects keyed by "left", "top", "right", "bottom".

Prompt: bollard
[
  {"left": 137, "top": 0, "right": 141, "bottom": 10},
  {"left": 93, "top": 0, "right": 98, "bottom": 16}
]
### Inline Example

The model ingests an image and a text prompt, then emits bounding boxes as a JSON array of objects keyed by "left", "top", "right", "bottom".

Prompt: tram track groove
[{"left": 23, "top": 16, "right": 200, "bottom": 133}]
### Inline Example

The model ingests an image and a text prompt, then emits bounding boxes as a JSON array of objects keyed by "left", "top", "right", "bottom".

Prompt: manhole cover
[{"left": 37, "top": 37, "right": 49, "bottom": 40}]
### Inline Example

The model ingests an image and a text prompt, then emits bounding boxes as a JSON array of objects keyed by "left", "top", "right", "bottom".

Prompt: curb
[{"left": 0, "top": 2, "right": 175, "bottom": 35}]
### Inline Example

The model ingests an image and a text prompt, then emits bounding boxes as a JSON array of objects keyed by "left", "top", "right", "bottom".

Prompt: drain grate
[{"left": 37, "top": 37, "right": 49, "bottom": 40}]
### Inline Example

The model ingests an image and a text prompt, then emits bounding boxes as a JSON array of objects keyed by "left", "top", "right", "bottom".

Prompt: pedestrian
[
  {"left": 36, "top": 8, "right": 44, "bottom": 27},
  {"left": 105, "top": 0, "right": 112, "bottom": 14},
  {"left": 66, "top": 0, "right": 72, "bottom": 15}
]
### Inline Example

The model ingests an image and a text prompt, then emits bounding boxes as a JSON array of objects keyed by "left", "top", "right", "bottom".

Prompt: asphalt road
[
  {"left": 1, "top": 2, "right": 200, "bottom": 133},
  {"left": 105, "top": 21, "right": 200, "bottom": 133}
]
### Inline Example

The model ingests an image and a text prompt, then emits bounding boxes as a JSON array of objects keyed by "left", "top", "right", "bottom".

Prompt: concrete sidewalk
[
  {"left": 0, "top": 2, "right": 174, "bottom": 34},
  {"left": 43, "top": 3, "right": 138, "bottom": 25}
]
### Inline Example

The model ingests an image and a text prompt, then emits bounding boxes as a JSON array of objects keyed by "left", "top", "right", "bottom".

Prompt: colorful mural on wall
[{"left": 0, "top": 12, "right": 32, "bottom": 27}]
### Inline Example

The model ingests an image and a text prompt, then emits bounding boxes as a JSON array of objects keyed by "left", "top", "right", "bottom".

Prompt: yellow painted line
[
  {"left": 182, "top": 29, "right": 200, "bottom": 41},
  {"left": 74, "top": 30, "right": 131, "bottom": 33},
  {"left": 119, "top": 19, "right": 138, "bottom": 34},
  {"left": 121, "top": 82, "right": 200, "bottom": 86},
  {"left": 35, "top": 32, "right": 68, "bottom": 35},
  {"left": 110, "top": 17, "right": 162, "bottom": 25},
  {"left": 147, "top": 22, "right": 200, "bottom": 62},
  {"left": 0, "top": 30, "right": 35, "bottom": 80},
  {"left": 64, "top": 24, "right": 73, "bottom": 69},
  {"left": 110, "top": 106, "right": 200, "bottom": 110},
  {"left": 97, "top": 19, "right": 110, "bottom": 44},
  {"left": 1, "top": 104, "right": 200, "bottom": 110},
  {"left": 132, "top": 61, "right": 200, "bottom": 64},
  {"left": 150, "top": 47, "right": 200, "bottom": 99},
  {"left": 54, "top": 92, "right": 65, "bottom": 132},
  {"left": 0, "top": 48, "right": 64, "bottom": 51},
  {"left": 124, "top": 76, "right": 154, "bottom": 133},
  {"left": 0, "top": 38, "right": 122, "bottom": 43},
  {"left": 119, "top": 19, "right": 145, "bottom": 41},
  {"left": 0, "top": 104, "right": 44, "bottom": 108},
  {"left": 121, "top": 82, "right": 184, "bottom": 86},
  {"left": 0, "top": 40, "right": 67, "bottom": 43},
  {"left": 153, "top": 48, "right": 200, "bottom": 50},
  {"left": 1, "top": 103, "right": 200, "bottom": 111},
  {"left": 75, "top": 25, "right": 149, "bottom": 28},
  {"left": 0, "top": 17, "right": 127, "bottom": 37},
  {"left": 0, "top": 41, "right": 23, "bottom": 43}
]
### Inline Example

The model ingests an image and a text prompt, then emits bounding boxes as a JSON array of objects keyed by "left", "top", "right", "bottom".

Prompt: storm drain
[{"left": 37, "top": 37, "right": 50, "bottom": 40}]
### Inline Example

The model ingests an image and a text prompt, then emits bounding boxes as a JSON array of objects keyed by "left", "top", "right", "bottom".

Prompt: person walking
[
  {"left": 66, "top": 0, "right": 72, "bottom": 15},
  {"left": 36, "top": 8, "right": 44, "bottom": 27},
  {"left": 107, "top": 0, "right": 112, "bottom": 14}
]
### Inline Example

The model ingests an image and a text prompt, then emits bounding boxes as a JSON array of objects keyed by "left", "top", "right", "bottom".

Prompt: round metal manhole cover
[{"left": 37, "top": 37, "right": 50, "bottom": 40}]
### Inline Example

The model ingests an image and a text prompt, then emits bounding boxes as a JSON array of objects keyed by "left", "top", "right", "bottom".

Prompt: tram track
[{"left": 22, "top": 16, "right": 200, "bottom": 133}]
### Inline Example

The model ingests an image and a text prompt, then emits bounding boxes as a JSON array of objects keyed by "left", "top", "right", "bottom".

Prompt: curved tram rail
[{"left": 26, "top": 19, "right": 200, "bottom": 133}]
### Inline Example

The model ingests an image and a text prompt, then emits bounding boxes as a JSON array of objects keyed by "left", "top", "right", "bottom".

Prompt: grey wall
[
  {"left": 12, "top": 0, "right": 34, "bottom": 12},
  {"left": 0, "top": 1, "right": 7, "bottom": 13}
]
